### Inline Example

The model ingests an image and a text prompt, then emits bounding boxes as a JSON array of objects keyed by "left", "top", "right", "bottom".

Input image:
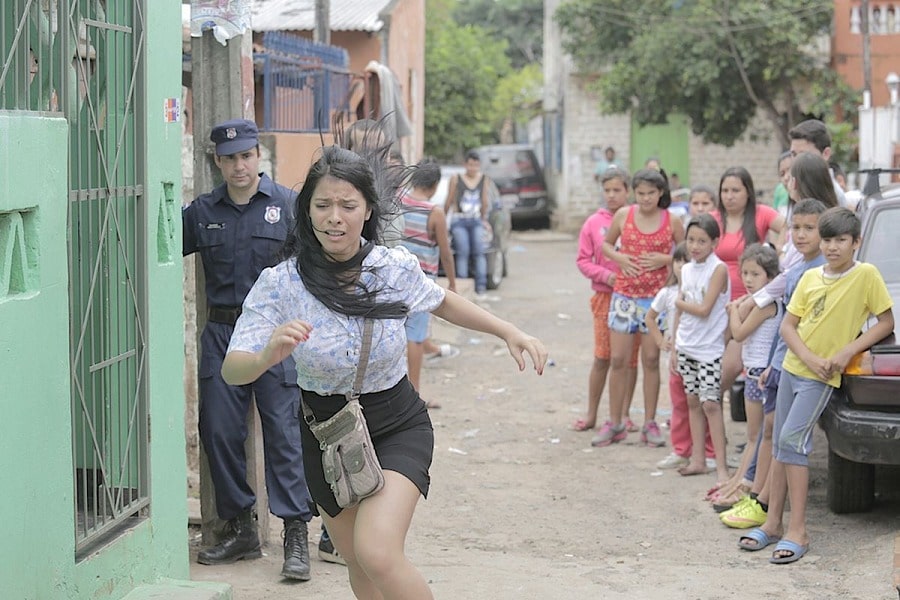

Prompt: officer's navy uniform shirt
[{"left": 183, "top": 173, "right": 295, "bottom": 308}]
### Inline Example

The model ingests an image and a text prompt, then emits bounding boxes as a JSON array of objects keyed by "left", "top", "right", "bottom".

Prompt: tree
[
  {"left": 554, "top": 0, "right": 858, "bottom": 149},
  {"left": 424, "top": 19, "right": 511, "bottom": 160},
  {"left": 453, "top": 0, "right": 544, "bottom": 69}
]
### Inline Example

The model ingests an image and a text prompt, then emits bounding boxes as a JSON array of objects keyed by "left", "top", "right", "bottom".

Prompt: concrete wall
[
  {"left": 385, "top": 0, "right": 426, "bottom": 161},
  {"left": 0, "top": 114, "right": 74, "bottom": 600}
]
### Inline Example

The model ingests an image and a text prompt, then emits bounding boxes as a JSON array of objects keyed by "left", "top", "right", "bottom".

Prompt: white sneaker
[
  {"left": 705, "top": 457, "right": 717, "bottom": 470},
  {"left": 656, "top": 453, "right": 689, "bottom": 470}
]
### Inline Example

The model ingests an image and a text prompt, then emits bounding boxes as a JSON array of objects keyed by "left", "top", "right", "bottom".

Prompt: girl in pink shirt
[{"left": 573, "top": 167, "right": 639, "bottom": 434}]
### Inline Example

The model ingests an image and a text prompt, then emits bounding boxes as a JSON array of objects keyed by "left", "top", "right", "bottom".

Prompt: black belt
[{"left": 208, "top": 306, "right": 242, "bottom": 326}]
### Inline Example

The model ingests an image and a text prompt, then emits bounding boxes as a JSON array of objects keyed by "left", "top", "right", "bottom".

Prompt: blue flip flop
[
  {"left": 738, "top": 527, "right": 780, "bottom": 551},
  {"left": 769, "top": 539, "right": 808, "bottom": 564}
]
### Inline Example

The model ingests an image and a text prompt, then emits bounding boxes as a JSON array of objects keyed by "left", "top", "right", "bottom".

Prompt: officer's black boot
[
  {"left": 197, "top": 510, "right": 262, "bottom": 565},
  {"left": 281, "top": 518, "right": 311, "bottom": 580}
]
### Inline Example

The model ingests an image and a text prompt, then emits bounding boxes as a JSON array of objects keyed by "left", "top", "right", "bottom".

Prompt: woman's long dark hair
[
  {"left": 718, "top": 166, "right": 758, "bottom": 245},
  {"left": 282, "top": 145, "right": 409, "bottom": 319},
  {"left": 791, "top": 153, "right": 839, "bottom": 209}
]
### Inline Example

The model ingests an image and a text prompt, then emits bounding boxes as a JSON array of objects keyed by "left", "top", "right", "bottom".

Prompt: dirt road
[{"left": 189, "top": 232, "right": 899, "bottom": 599}]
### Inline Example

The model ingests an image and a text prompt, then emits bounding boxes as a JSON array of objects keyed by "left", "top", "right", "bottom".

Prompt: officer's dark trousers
[{"left": 198, "top": 321, "right": 313, "bottom": 521}]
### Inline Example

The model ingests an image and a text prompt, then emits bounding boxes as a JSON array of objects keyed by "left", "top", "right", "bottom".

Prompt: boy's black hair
[
  {"left": 788, "top": 119, "right": 831, "bottom": 153},
  {"left": 689, "top": 184, "right": 717, "bottom": 204},
  {"left": 409, "top": 159, "right": 441, "bottom": 189},
  {"left": 685, "top": 212, "right": 721, "bottom": 241},
  {"left": 818, "top": 207, "right": 860, "bottom": 240},
  {"left": 740, "top": 243, "right": 780, "bottom": 279},
  {"left": 465, "top": 150, "right": 480, "bottom": 162},
  {"left": 792, "top": 198, "right": 827, "bottom": 217}
]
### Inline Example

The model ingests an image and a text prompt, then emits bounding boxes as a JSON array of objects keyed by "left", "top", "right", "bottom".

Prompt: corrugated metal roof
[{"left": 252, "top": 0, "right": 396, "bottom": 33}]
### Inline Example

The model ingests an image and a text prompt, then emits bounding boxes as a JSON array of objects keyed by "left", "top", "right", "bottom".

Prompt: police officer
[{"left": 183, "top": 119, "right": 314, "bottom": 580}]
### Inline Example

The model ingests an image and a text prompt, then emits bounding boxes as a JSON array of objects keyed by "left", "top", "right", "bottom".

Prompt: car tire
[
  {"left": 729, "top": 381, "right": 746, "bottom": 422},
  {"left": 826, "top": 448, "right": 875, "bottom": 513},
  {"left": 486, "top": 250, "right": 504, "bottom": 290}
]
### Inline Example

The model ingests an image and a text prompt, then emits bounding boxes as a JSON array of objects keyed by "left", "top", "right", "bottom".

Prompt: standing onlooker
[
  {"left": 713, "top": 167, "right": 784, "bottom": 410},
  {"left": 673, "top": 214, "right": 731, "bottom": 482},
  {"left": 787, "top": 119, "right": 848, "bottom": 208},
  {"left": 222, "top": 145, "right": 548, "bottom": 598},
  {"left": 593, "top": 145, "right": 621, "bottom": 182},
  {"left": 772, "top": 151, "right": 793, "bottom": 217},
  {"left": 573, "top": 167, "right": 639, "bottom": 436},
  {"left": 400, "top": 160, "right": 457, "bottom": 409},
  {"left": 444, "top": 150, "right": 492, "bottom": 296},
  {"left": 599, "top": 169, "right": 685, "bottom": 446},
  {"left": 184, "top": 119, "right": 315, "bottom": 580},
  {"left": 757, "top": 208, "right": 893, "bottom": 564},
  {"left": 645, "top": 242, "right": 715, "bottom": 469}
]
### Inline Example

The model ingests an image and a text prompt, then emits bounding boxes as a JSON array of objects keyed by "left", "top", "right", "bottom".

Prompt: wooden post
[{"left": 190, "top": 25, "right": 269, "bottom": 546}]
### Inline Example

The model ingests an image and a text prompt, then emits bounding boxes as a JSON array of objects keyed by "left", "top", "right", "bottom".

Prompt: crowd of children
[{"left": 574, "top": 119, "right": 895, "bottom": 565}]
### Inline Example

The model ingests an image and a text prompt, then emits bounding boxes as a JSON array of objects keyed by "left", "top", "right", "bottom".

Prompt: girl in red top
[
  {"left": 599, "top": 169, "right": 685, "bottom": 446},
  {"left": 712, "top": 167, "right": 785, "bottom": 403}
]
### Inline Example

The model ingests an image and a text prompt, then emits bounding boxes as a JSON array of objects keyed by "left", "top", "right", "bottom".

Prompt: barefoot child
[
  {"left": 757, "top": 208, "right": 893, "bottom": 564},
  {"left": 646, "top": 242, "right": 713, "bottom": 469},
  {"left": 672, "top": 214, "right": 731, "bottom": 482},
  {"left": 716, "top": 244, "right": 780, "bottom": 504},
  {"left": 600, "top": 169, "right": 685, "bottom": 446},
  {"left": 574, "top": 167, "right": 640, "bottom": 434}
]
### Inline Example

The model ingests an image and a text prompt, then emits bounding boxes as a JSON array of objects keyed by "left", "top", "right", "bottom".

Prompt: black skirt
[{"left": 299, "top": 376, "right": 434, "bottom": 517}]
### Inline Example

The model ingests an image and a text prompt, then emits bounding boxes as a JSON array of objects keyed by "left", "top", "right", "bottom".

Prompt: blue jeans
[{"left": 451, "top": 218, "right": 487, "bottom": 293}]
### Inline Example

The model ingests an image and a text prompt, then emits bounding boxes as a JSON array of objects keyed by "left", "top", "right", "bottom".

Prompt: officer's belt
[{"left": 208, "top": 305, "right": 242, "bottom": 326}]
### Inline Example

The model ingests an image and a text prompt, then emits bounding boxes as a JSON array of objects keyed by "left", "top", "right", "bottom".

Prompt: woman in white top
[{"left": 222, "top": 146, "right": 547, "bottom": 600}]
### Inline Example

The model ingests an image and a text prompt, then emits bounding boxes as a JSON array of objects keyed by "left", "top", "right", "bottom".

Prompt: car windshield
[
  {"left": 861, "top": 205, "right": 900, "bottom": 285},
  {"left": 481, "top": 150, "right": 542, "bottom": 190}
]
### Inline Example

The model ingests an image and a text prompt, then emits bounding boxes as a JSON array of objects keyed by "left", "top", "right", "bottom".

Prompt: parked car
[
  {"left": 430, "top": 166, "right": 512, "bottom": 290},
  {"left": 474, "top": 144, "right": 552, "bottom": 229},
  {"left": 818, "top": 183, "right": 900, "bottom": 513}
]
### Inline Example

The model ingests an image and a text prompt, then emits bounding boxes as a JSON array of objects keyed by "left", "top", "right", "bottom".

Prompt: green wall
[
  {"left": 0, "top": 1, "right": 189, "bottom": 598},
  {"left": 0, "top": 114, "right": 76, "bottom": 599},
  {"left": 630, "top": 114, "right": 691, "bottom": 188}
]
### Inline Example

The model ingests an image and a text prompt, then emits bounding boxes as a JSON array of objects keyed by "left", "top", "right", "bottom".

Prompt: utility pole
[
  {"left": 862, "top": 0, "right": 872, "bottom": 107},
  {"left": 315, "top": 0, "right": 330, "bottom": 45},
  {"left": 189, "top": 3, "right": 269, "bottom": 545}
]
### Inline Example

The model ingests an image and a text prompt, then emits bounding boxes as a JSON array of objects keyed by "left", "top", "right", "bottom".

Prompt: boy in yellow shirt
[{"left": 764, "top": 207, "right": 894, "bottom": 564}]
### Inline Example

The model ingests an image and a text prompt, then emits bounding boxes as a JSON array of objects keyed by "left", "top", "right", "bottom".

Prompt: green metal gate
[{"left": 0, "top": 0, "right": 149, "bottom": 555}]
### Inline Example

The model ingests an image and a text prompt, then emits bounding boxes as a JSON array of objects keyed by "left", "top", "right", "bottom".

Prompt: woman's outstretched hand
[
  {"left": 261, "top": 320, "right": 313, "bottom": 369},
  {"left": 505, "top": 330, "right": 549, "bottom": 375}
]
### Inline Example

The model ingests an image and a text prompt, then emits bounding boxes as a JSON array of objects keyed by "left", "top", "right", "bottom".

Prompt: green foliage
[
  {"left": 453, "top": 0, "right": 544, "bottom": 69},
  {"left": 424, "top": 18, "right": 512, "bottom": 160},
  {"left": 554, "top": 0, "right": 857, "bottom": 149},
  {"left": 493, "top": 63, "right": 544, "bottom": 124}
]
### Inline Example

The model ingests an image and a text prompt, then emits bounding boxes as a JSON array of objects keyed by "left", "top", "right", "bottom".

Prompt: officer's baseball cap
[{"left": 210, "top": 119, "right": 259, "bottom": 156}]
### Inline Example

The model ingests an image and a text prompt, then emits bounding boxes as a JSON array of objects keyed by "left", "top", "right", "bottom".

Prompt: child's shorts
[
  {"left": 744, "top": 367, "right": 766, "bottom": 403},
  {"left": 608, "top": 293, "right": 658, "bottom": 335},
  {"left": 405, "top": 311, "right": 430, "bottom": 344},
  {"left": 676, "top": 351, "right": 722, "bottom": 403},
  {"left": 763, "top": 367, "right": 781, "bottom": 415},
  {"left": 591, "top": 292, "right": 640, "bottom": 366}
]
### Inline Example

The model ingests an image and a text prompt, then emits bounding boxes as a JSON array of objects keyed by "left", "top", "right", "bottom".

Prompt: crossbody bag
[{"left": 300, "top": 319, "right": 384, "bottom": 508}]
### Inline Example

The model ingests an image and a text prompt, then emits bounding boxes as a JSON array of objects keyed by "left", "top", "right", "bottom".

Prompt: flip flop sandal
[
  {"left": 769, "top": 539, "right": 808, "bottom": 564},
  {"left": 571, "top": 418, "right": 593, "bottom": 431},
  {"left": 738, "top": 528, "right": 780, "bottom": 551}
]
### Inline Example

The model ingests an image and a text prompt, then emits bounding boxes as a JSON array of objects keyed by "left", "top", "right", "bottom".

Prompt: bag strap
[{"left": 301, "top": 319, "right": 374, "bottom": 426}]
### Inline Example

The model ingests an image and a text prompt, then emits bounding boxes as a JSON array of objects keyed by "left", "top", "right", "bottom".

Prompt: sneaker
[
  {"left": 656, "top": 453, "right": 689, "bottom": 470},
  {"left": 318, "top": 527, "right": 346, "bottom": 566},
  {"left": 720, "top": 497, "right": 767, "bottom": 529},
  {"left": 624, "top": 418, "right": 639, "bottom": 433},
  {"left": 705, "top": 457, "right": 717, "bottom": 470},
  {"left": 591, "top": 421, "right": 627, "bottom": 447},
  {"left": 641, "top": 421, "right": 666, "bottom": 447},
  {"left": 727, "top": 454, "right": 742, "bottom": 469}
]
